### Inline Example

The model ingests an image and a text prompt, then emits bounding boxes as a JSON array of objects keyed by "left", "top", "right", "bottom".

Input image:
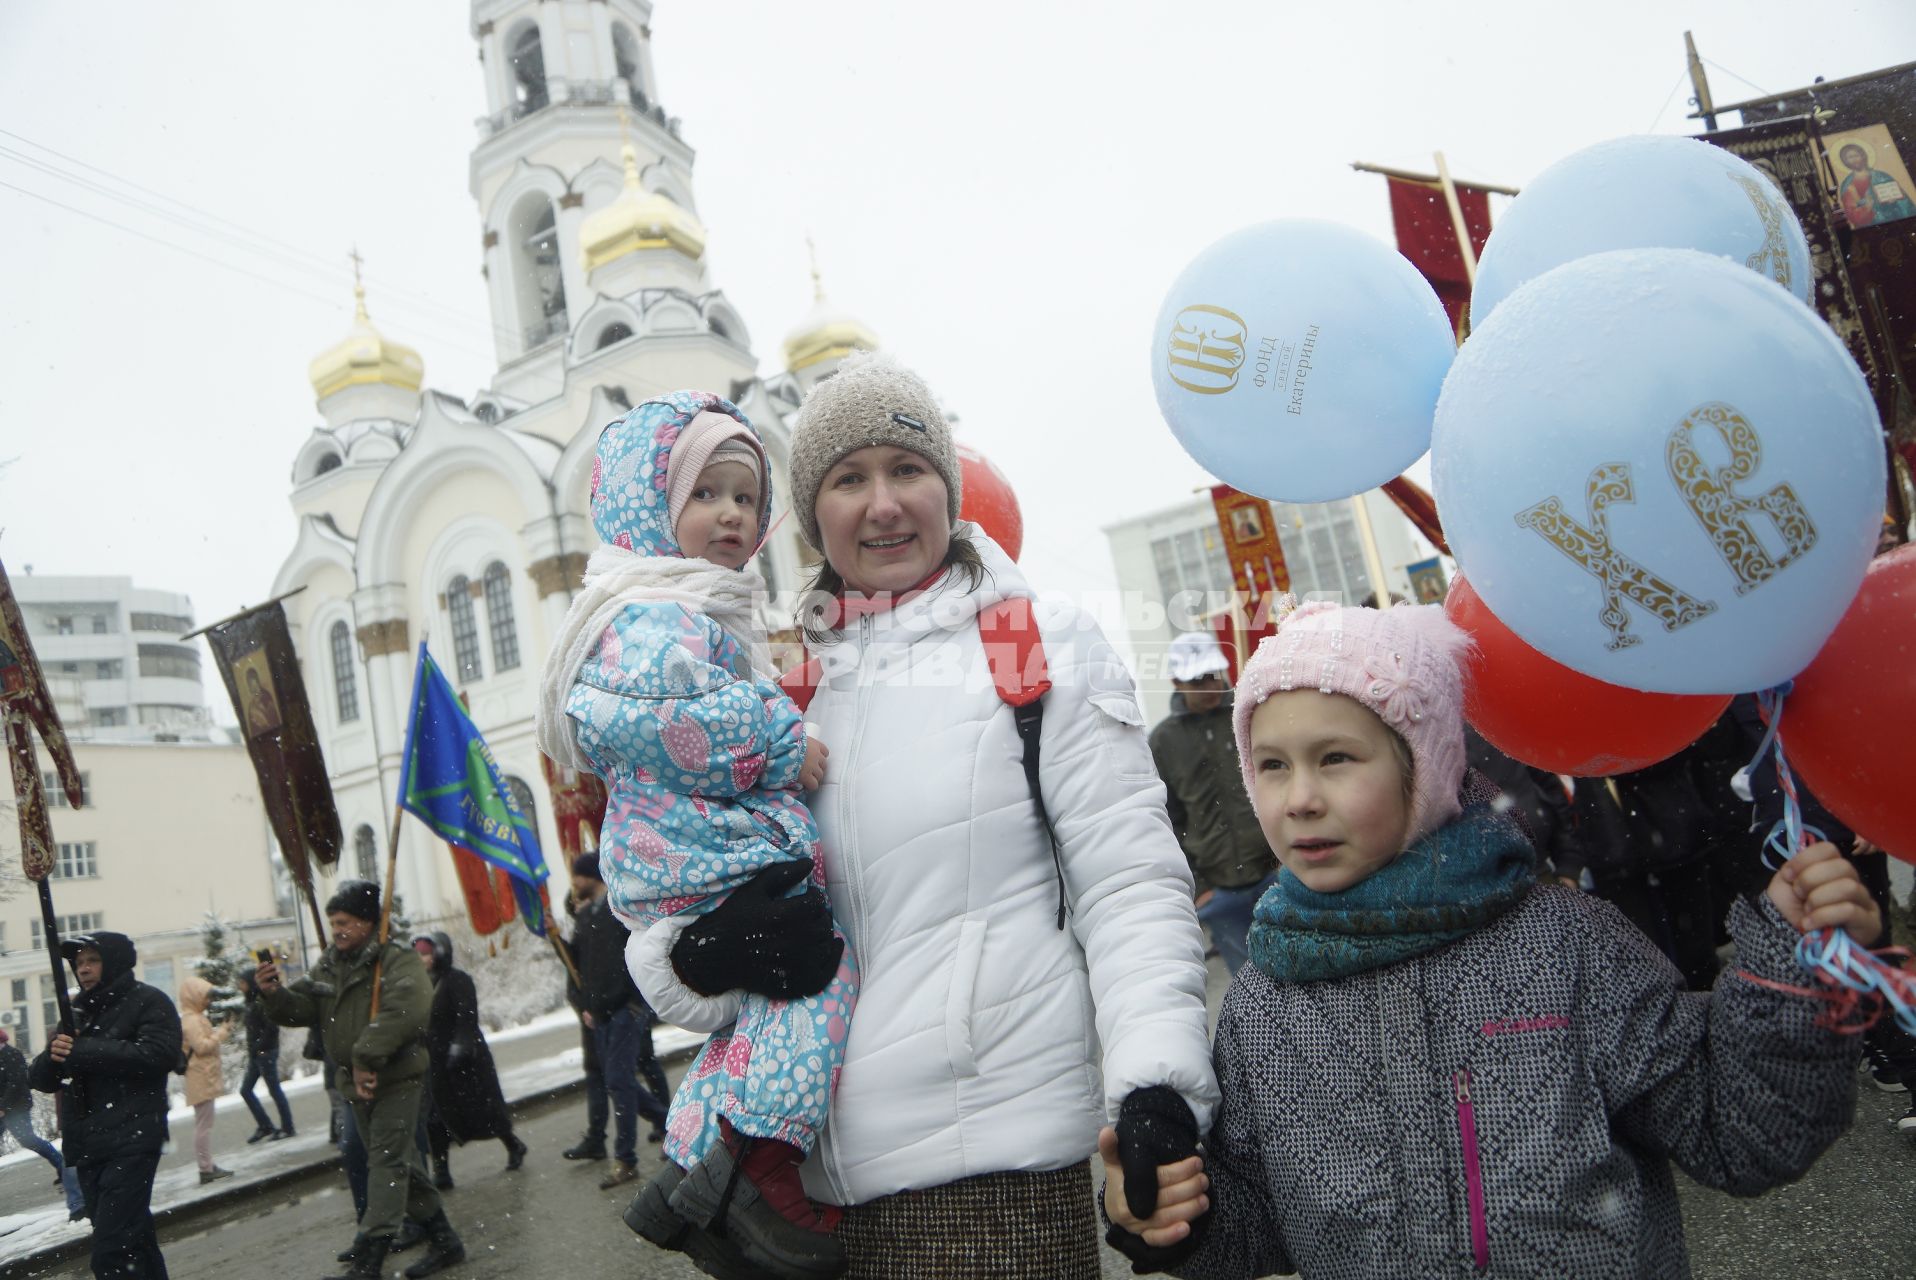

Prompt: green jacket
[
  {"left": 1147, "top": 693, "right": 1275, "bottom": 895},
  {"left": 261, "top": 939, "right": 431, "bottom": 1088}
]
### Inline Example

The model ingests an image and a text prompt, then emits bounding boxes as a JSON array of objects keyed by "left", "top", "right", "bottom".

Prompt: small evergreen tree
[{"left": 192, "top": 912, "right": 246, "bottom": 1026}]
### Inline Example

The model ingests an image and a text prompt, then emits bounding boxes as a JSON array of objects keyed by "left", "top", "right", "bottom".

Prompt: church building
[{"left": 270, "top": 0, "right": 878, "bottom": 919}]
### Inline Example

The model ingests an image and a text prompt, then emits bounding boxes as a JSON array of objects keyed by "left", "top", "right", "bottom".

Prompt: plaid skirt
[{"left": 837, "top": 1162, "right": 1100, "bottom": 1279}]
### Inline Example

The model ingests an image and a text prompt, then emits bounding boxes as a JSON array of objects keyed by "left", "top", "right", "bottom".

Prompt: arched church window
[
  {"left": 314, "top": 452, "right": 342, "bottom": 476},
  {"left": 484, "top": 561, "right": 520, "bottom": 672},
  {"left": 595, "top": 322, "right": 634, "bottom": 351},
  {"left": 504, "top": 775, "right": 537, "bottom": 828},
  {"left": 708, "top": 315, "right": 734, "bottom": 342},
  {"left": 473, "top": 402, "right": 500, "bottom": 425},
  {"left": 447, "top": 575, "right": 484, "bottom": 682},
  {"left": 330, "top": 620, "right": 359, "bottom": 722},
  {"left": 354, "top": 825, "right": 378, "bottom": 882},
  {"left": 508, "top": 24, "right": 548, "bottom": 116},
  {"left": 510, "top": 196, "right": 568, "bottom": 349},
  {"left": 612, "top": 24, "right": 642, "bottom": 97}
]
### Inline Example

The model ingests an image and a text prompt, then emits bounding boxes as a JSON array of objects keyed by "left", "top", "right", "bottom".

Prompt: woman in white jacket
[{"left": 630, "top": 353, "right": 1218, "bottom": 1278}]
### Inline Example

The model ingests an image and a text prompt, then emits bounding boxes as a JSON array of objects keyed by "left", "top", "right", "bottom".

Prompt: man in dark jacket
[
  {"left": 567, "top": 852, "right": 669, "bottom": 1190},
  {"left": 237, "top": 972, "right": 294, "bottom": 1142},
  {"left": 1148, "top": 632, "right": 1277, "bottom": 974},
  {"left": 561, "top": 879, "right": 611, "bottom": 1162},
  {"left": 29, "top": 931, "right": 180, "bottom": 1279},
  {"left": 257, "top": 879, "right": 465, "bottom": 1280}
]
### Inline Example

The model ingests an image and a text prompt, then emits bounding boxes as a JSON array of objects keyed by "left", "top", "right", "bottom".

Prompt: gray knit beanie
[{"left": 788, "top": 352, "right": 963, "bottom": 550}]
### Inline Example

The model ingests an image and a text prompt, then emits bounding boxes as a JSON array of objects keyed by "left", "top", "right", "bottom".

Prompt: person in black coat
[
  {"left": 566, "top": 853, "right": 668, "bottom": 1190},
  {"left": 237, "top": 972, "right": 295, "bottom": 1142},
  {"left": 411, "top": 932, "right": 526, "bottom": 1189},
  {"left": 561, "top": 880, "right": 611, "bottom": 1161},
  {"left": 29, "top": 931, "right": 182, "bottom": 1280},
  {"left": 1, "top": 1028, "right": 84, "bottom": 1218}
]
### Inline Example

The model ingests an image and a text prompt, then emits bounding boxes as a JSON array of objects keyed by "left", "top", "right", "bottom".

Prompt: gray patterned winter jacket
[{"left": 1174, "top": 886, "right": 1860, "bottom": 1279}]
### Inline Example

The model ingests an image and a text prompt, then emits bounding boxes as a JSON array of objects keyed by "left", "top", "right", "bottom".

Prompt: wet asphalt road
[{"left": 7, "top": 953, "right": 1915, "bottom": 1279}]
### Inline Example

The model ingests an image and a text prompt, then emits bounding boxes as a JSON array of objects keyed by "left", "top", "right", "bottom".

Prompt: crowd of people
[{"left": 15, "top": 352, "right": 1909, "bottom": 1280}]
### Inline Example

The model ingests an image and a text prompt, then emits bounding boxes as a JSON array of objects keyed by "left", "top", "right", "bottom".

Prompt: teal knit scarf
[{"left": 1248, "top": 805, "right": 1537, "bottom": 985}]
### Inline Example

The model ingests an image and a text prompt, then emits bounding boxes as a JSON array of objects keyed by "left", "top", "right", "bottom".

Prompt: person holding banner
[
  {"left": 256, "top": 880, "right": 467, "bottom": 1280},
  {"left": 29, "top": 932, "right": 180, "bottom": 1280}
]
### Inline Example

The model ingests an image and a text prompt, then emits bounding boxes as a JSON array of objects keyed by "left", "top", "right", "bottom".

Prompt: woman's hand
[
  {"left": 1767, "top": 840, "right": 1884, "bottom": 946},
  {"left": 670, "top": 860, "right": 842, "bottom": 999},
  {"left": 1098, "top": 1126, "right": 1209, "bottom": 1247}
]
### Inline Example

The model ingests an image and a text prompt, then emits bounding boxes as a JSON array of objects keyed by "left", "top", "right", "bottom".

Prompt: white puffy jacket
[{"left": 630, "top": 528, "right": 1219, "bottom": 1205}]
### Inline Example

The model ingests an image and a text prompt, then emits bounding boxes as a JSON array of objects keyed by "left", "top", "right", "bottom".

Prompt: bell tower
[{"left": 468, "top": 0, "right": 699, "bottom": 369}]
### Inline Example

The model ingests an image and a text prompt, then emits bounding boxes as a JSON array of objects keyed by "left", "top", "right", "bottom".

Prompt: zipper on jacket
[
  {"left": 1454, "top": 1069, "right": 1489, "bottom": 1271},
  {"left": 818, "top": 612, "right": 875, "bottom": 1205}
]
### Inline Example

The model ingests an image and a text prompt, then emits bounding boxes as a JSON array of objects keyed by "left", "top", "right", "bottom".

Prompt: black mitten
[
  {"left": 669, "top": 860, "right": 842, "bottom": 999},
  {"left": 1115, "top": 1084, "right": 1200, "bottom": 1219},
  {"left": 1103, "top": 1217, "right": 1206, "bottom": 1276}
]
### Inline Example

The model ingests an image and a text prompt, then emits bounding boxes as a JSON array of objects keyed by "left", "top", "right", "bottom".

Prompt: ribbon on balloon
[{"left": 1739, "top": 684, "right": 1916, "bottom": 1037}]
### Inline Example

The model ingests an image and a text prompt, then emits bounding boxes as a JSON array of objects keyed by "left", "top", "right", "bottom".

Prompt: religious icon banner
[{"left": 205, "top": 604, "right": 343, "bottom": 903}]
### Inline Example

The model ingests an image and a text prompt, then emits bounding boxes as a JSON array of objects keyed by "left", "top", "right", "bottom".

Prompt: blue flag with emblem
[{"left": 397, "top": 644, "right": 548, "bottom": 937}]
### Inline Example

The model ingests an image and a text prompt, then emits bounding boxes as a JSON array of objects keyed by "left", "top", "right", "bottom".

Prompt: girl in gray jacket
[{"left": 1102, "top": 600, "right": 1882, "bottom": 1279}]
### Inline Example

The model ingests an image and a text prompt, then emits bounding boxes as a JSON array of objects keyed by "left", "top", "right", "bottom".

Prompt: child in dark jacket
[{"left": 1102, "top": 601, "right": 1879, "bottom": 1279}]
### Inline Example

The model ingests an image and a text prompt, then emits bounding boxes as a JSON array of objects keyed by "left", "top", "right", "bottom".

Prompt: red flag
[
  {"left": 1386, "top": 177, "right": 1493, "bottom": 332},
  {"left": 448, "top": 844, "right": 518, "bottom": 935}
]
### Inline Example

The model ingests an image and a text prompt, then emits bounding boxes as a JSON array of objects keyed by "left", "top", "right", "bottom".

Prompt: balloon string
[{"left": 1744, "top": 683, "right": 1916, "bottom": 1036}]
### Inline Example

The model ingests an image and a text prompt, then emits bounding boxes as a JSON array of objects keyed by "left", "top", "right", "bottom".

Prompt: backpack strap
[
  {"left": 978, "top": 598, "right": 1067, "bottom": 930},
  {"left": 777, "top": 655, "right": 823, "bottom": 716}
]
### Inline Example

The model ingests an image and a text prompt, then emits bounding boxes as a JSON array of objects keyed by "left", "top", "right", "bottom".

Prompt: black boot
[
  {"left": 247, "top": 1124, "right": 275, "bottom": 1144},
  {"left": 390, "top": 1218, "right": 427, "bottom": 1253},
  {"left": 562, "top": 1133, "right": 606, "bottom": 1160},
  {"left": 669, "top": 1130, "right": 847, "bottom": 1279},
  {"left": 323, "top": 1234, "right": 389, "bottom": 1280},
  {"left": 431, "top": 1155, "right": 454, "bottom": 1191},
  {"left": 402, "top": 1210, "right": 466, "bottom": 1279},
  {"left": 333, "top": 1234, "right": 365, "bottom": 1264},
  {"left": 625, "top": 1164, "right": 766, "bottom": 1280},
  {"left": 503, "top": 1133, "right": 527, "bottom": 1171}
]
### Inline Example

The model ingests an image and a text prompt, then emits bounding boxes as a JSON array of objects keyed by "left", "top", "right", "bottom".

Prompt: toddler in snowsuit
[
  {"left": 538, "top": 391, "right": 857, "bottom": 1280},
  {"left": 1102, "top": 600, "right": 1880, "bottom": 1279}
]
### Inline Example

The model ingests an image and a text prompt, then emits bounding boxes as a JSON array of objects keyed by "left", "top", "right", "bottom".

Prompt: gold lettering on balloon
[
  {"left": 1730, "top": 171, "right": 1793, "bottom": 293},
  {"left": 1166, "top": 304, "right": 1247, "bottom": 395},
  {"left": 1666, "top": 402, "right": 1817, "bottom": 596},
  {"left": 1515, "top": 464, "right": 1718, "bottom": 651}
]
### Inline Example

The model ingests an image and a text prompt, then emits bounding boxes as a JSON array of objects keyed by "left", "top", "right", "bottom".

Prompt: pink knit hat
[
  {"left": 666, "top": 410, "right": 770, "bottom": 538},
  {"left": 1232, "top": 600, "right": 1473, "bottom": 847}
]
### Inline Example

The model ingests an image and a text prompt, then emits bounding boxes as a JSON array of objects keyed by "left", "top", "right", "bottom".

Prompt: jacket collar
[{"left": 815, "top": 524, "right": 1030, "bottom": 665}]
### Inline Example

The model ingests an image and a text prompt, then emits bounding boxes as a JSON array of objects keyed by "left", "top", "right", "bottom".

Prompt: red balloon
[
  {"left": 957, "top": 442, "right": 1023, "bottom": 561},
  {"left": 1783, "top": 544, "right": 1916, "bottom": 864},
  {"left": 1445, "top": 575, "right": 1730, "bottom": 776}
]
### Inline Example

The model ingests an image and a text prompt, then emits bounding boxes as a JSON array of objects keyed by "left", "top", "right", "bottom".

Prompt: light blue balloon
[
  {"left": 1433, "top": 248, "right": 1883, "bottom": 695},
  {"left": 1472, "top": 135, "right": 1812, "bottom": 325},
  {"left": 1151, "top": 219, "right": 1455, "bottom": 503}
]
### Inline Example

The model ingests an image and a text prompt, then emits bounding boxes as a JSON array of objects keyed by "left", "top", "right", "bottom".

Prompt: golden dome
[
  {"left": 308, "top": 279, "right": 423, "bottom": 401},
  {"left": 580, "top": 140, "right": 708, "bottom": 271},
  {"left": 782, "top": 253, "right": 879, "bottom": 371}
]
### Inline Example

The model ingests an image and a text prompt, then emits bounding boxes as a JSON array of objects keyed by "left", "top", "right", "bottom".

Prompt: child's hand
[
  {"left": 1766, "top": 840, "right": 1884, "bottom": 946},
  {"left": 800, "top": 737, "right": 828, "bottom": 791},
  {"left": 1097, "top": 1125, "right": 1208, "bottom": 1247}
]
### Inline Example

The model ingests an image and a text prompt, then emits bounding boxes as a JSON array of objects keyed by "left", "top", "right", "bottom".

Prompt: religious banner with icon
[
  {"left": 1209, "top": 485, "right": 1291, "bottom": 605},
  {"left": 202, "top": 600, "right": 342, "bottom": 941},
  {"left": 1406, "top": 557, "right": 1449, "bottom": 606},
  {"left": 1706, "top": 117, "right": 1881, "bottom": 403}
]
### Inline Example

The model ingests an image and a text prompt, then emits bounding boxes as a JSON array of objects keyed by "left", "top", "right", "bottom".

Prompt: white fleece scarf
[{"left": 536, "top": 544, "right": 771, "bottom": 772}]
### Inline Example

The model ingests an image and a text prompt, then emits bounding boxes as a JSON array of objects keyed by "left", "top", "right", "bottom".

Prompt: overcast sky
[{"left": 3, "top": 0, "right": 1911, "bottom": 717}]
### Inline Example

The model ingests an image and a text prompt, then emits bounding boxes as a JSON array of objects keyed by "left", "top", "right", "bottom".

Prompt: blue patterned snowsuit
[{"left": 563, "top": 391, "right": 857, "bottom": 1168}]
